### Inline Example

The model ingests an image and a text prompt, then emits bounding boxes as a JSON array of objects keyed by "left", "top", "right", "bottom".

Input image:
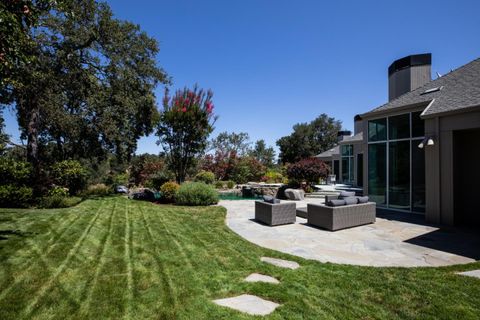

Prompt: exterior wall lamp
[{"left": 418, "top": 136, "right": 435, "bottom": 149}]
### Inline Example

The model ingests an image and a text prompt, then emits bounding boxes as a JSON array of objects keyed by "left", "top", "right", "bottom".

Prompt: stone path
[
  {"left": 261, "top": 257, "right": 300, "bottom": 269},
  {"left": 213, "top": 294, "right": 280, "bottom": 316},
  {"left": 456, "top": 270, "right": 480, "bottom": 279},
  {"left": 244, "top": 273, "right": 280, "bottom": 284},
  {"left": 213, "top": 257, "right": 302, "bottom": 315},
  {"left": 221, "top": 199, "right": 479, "bottom": 267}
]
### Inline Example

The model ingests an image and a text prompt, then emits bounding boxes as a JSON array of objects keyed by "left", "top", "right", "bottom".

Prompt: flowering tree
[{"left": 156, "top": 86, "right": 217, "bottom": 183}]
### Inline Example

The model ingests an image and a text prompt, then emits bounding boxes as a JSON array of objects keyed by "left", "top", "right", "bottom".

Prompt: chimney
[
  {"left": 388, "top": 53, "right": 431, "bottom": 101},
  {"left": 353, "top": 114, "right": 363, "bottom": 135},
  {"left": 337, "top": 130, "right": 352, "bottom": 142}
]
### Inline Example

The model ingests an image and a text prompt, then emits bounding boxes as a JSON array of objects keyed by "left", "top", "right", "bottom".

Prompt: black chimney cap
[
  {"left": 337, "top": 130, "right": 352, "bottom": 137},
  {"left": 388, "top": 53, "right": 431, "bottom": 76}
]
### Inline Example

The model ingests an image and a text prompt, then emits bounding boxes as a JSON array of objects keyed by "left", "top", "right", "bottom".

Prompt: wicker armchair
[
  {"left": 307, "top": 202, "right": 376, "bottom": 231},
  {"left": 255, "top": 201, "right": 296, "bottom": 226}
]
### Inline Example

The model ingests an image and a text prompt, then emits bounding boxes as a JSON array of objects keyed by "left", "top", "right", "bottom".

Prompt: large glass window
[
  {"left": 388, "top": 114, "right": 410, "bottom": 140},
  {"left": 368, "top": 143, "right": 386, "bottom": 205},
  {"left": 412, "top": 111, "right": 425, "bottom": 138},
  {"left": 341, "top": 145, "right": 354, "bottom": 183},
  {"left": 389, "top": 141, "right": 410, "bottom": 210},
  {"left": 368, "top": 118, "right": 387, "bottom": 142},
  {"left": 412, "top": 140, "right": 426, "bottom": 212},
  {"left": 367, "top": 112, "right": 425, "bottom": 213}
]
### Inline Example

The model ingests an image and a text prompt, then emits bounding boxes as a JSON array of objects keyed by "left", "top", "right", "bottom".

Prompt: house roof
[
  {"left": 339, "top": 132, "right": 363, "bottom": 144},
  {"left": 316, "top": 145, "right": 339, "bottom": 159},
  {"left": 362, "top": 57, "right": 480, "bottom": 118}
]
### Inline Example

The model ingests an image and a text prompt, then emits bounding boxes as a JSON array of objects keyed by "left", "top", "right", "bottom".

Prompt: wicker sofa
[
  {"left": 307, "top": 202, "right": 376, "bottom": 231},
  {"left": 255, "top": 201, "right": 296, "bottom": 226}
]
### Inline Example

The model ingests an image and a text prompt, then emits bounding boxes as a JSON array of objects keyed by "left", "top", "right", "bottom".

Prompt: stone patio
[
  {"left": 221, "top": 199, "right": 480, "bottom": 267},
  {"left": 457, "top": 270, "right": 480, "bottom": 279}
]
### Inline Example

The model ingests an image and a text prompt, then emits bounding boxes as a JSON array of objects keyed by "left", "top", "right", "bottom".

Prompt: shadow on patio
[{"left": 377, "top": 208, "right": 480, "bottom": 260}]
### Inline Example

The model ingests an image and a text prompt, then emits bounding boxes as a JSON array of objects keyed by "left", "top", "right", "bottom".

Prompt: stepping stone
[
  {"left": 261, "top": 257, "right": 300, "bottom": 269},
  {"left": 244, "top": 273, "right": 279, "bottom": 284},
  {"left": 213, "top": 294, "right": 280, "bottom": 316},
  {"left": 457, "top": 270, "right": 480, "bottom": 279}
]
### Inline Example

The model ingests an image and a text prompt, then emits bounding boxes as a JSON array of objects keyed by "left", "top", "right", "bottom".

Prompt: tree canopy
[
  {"left": 1, "top": 0, "right": 168, "bottom": 168},
  {"left": 277, "top": 113, "right": 342, "bottom": 164},
  {"left": 249, "top": 139, "right": 276, "bottom": 167},
  {"left": 209, "top": 131, "right": 251, "bottom": 157}
]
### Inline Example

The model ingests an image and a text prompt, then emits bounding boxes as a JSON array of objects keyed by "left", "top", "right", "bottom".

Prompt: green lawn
[{"left": 0, "top": 197, "right": 479, "bottom": 319}]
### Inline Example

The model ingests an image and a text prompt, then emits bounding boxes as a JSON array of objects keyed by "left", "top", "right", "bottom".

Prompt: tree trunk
[{"left": 26, "top": 104, "right": 40, "bottom": 168}]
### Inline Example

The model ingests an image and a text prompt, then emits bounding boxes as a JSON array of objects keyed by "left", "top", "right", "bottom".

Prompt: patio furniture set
[{"left": 255, "top": 191, "right": 376, "bottom": 231}]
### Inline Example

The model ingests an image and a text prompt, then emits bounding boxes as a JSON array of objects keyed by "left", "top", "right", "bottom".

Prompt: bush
[
  {"left": 47, "top": 186, "right": 69, "bottom": 197},
  {"left": 0, "top": 158, "right": 32, "bottom": 185},
  {"left": 52, "top": 160, "right": 88, "bottom": 195},
  {"left": 0, "top": 185, "right": 33, "bottom": 208},
  {"left": 226, "top": 180, "right": 235, "bottom": 189},
  {"left": 175, "top": 182, "right": 219, "bottom": 206},
  {"left": 82, "top": 184, "right": 112, "bottom": 197},
  {"left": 38, "top": 196, "right": 82, "bottom": 209},
  {"left": 194, "top": 170, "right": 215, "bottom": 184},
  {"left": 214, "top": 181, "right": 225, "bottom": 189},
  {"left": 160, "top": 182, "right": 180, "bottom": 203},
  {"left": 287, "top": 157, "right": 329, "bottom": 185},
  {"left": 263, "top": 170, "right": 284, "bottom": 183},
  {"left": 145, "top": 171, "right": 173, "bottom": 190}
]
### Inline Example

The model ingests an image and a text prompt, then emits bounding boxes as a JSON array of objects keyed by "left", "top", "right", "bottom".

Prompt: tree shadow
[{"left": 0, "top": 229, "right": 33, "bottom": 241}]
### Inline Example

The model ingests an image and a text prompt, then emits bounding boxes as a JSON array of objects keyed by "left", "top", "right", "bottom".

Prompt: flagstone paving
[
  {"left": 244, "top": 273, "right": 280, "bottom": 284},
  {"left": 456, "top": 270, "right": 480, "bottom": 279},
  {"left": 213, "top": 294, "right": 280, "bottom": 316},
  {"left": 221, "top": 199, "right": 480, "bottom": 267},
  {"left": 261, "top": 257, "right": 300, "bottom": 270}
]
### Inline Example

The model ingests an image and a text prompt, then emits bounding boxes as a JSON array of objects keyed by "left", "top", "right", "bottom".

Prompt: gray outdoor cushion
[
  {"left": 339, "top": 191, "right": 356, "bottom": 199},
  {"left": 344, "top": 196, "right": 358, "bottom": 205},
  {"left": 357, "top": 196, "right": 369, "bottom": 204},
  {"left": 263, "top": 196, "right": 280, "bottom": 204},
  {"left": 327, "top": 199, "right": 346, "bottom": 207}
]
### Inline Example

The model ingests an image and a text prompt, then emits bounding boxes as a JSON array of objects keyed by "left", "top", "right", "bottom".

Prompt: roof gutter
[{"left": 359, "top": 100, "right": 432, "bottom": 119}]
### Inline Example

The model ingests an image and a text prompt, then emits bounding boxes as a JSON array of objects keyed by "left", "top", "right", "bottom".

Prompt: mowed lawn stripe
[
  {"left": 124, "top": 199, "right": 134, "bottom": 320},
  {"left": 78, "top": 200, "right": 117, "bottom": 317},
  {"left": 137, "top": 204, "right": 181, "bottom": 313},
  {"left": 0, "top": 203, "right": 87, "bottom": 286},
  {"left": 0, "top": 201, "right": 104, "bottom": 306},
  {"left": 19, "top": 200, "right": 109, "bottom": 318}
]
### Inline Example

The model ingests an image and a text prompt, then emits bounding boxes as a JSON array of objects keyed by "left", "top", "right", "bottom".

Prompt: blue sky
[{"left": 4, "top": 0, "right": 480, "bottom": 155}]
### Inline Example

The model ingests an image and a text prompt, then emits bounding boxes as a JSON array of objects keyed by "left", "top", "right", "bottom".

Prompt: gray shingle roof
[
  {"left": 316, "top": 145, "right": 339, "bottom": 159},
  {"left": 339, "top": 132, "right": 363, "bottom": 144},
  {"left": 363, "top": 57, "right": 480, "bottom": 118}
]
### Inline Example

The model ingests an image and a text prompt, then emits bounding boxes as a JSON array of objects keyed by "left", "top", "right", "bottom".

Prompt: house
[{"left": 318, "top": 53, "right": 480, "bottom": 227}]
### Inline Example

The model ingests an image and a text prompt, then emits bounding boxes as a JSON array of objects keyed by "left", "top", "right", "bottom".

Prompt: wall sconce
[{"left": 418, "top": 136, "right": 435, "bottom": 149}]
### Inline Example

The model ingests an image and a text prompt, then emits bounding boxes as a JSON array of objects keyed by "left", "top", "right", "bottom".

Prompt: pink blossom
[{"left": 181, "top": 107, "right": 187, "bottom": 112}]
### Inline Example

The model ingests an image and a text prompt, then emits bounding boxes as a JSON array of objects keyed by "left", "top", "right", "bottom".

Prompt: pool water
[{"left": 218, "top": 192, "right": 261, "bottom": 200}]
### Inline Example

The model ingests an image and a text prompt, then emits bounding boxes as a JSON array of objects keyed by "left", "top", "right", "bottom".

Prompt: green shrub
[
  {"left": 214, "top": 181, "right": 224, "bottom": 189},
  {"left": 0, "top": 184, "right": 33, "bottom": 208},
  {"left": 264, "top": 170, "right": 284, "bottom": 183},
  {"left": 194, "top": 170, "right": 215, "bottom": 184},
  {"left": 0, "top": 158, "right": 32, "bottom": 185},
  {"left": 145, "top": 171, "right": 173, "bottom": 190},
  {"left": 38, "top": 196, "right": 82, "bottom": 208},
  {"left": 112, "top": 173, "right": 129, "bottom": 186},
  {"left": 175, "top": 182, "right": 219, "bottom": 206},
  {"left": 160, "top": 182, "right": 180, "bottom": 203},
  {"left": 47, "top": 186, "right": 69, "bottom": 197},
  {"left": 226, "top": 180, "right": 235, "bottom": 189},
  {"left": 52, "top": 160, "right": 88, "bottom": 195},
  {"left": 82, "top": 184, "right": 112, "bottom": 197}
]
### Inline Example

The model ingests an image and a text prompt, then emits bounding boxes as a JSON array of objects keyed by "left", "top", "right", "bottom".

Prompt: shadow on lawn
[
  {"left": 377, "top": 208, "right": 480, "bottom": 260},
  {"left": 0, "top": 230, "right": 33, "bottom": 241}
]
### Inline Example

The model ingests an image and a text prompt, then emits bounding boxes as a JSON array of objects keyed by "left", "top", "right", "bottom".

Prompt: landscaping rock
[
  {"left": 213, "top": 294, "right": 280, "bottom": 316},
  {"left": 244, "top": 273, "right": 279, "bottom": 284},
  {"left": 261, "top": 257, "right": 300, "bottom": 269}
]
